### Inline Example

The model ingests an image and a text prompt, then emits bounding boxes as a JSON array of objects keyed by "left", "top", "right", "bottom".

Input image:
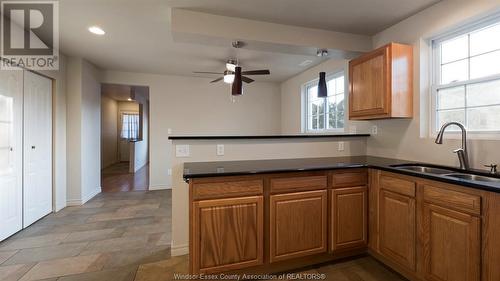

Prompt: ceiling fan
[{"left": 193, "top": 41, "right": 271, "bottom": 95}]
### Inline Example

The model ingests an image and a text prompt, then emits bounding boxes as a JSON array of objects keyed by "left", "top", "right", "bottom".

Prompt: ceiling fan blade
[
  {"left": 241, "top": 76, "right": 255, "bottom": 83},
  {"left": 232, "top": 67, "right": 243, "bottom": 96},
  {"left": 193, "top": 71, "right": 223, "bottom": 74},
  {"left": 241, "top": 69, "right": 270, "bottom": 75},
  {"left": 210, "top": 77, "right": 224, "bottom": 83}
]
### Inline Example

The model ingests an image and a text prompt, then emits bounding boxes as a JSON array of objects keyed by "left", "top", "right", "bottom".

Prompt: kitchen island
[{"left": 184, "top": 156, "right": 500, "bottom": 281}]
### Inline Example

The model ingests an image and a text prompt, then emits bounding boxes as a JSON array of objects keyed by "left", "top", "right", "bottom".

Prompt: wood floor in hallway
[
  {"left": 101, "top": 163, "right": 149, "bottom": 192},
  {"left": 0, "top": 189, "right": 407, "bottom": 281}
]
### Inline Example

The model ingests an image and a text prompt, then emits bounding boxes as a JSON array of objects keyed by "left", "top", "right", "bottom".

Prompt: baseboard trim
[
  {"left": 171, "top": 243, "right": 189, "bottom": 256},
  {"left": 149, "top": 185, "right": 171, "bottom": 190},
  {"left": 82, "top": 187, "right": 101, "bottom": 204},
  {"left": 66, "top": 187, "right": 101, "bottom": 206}
]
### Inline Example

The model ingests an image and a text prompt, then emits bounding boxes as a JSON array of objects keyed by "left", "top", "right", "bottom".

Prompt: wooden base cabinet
[
  {"left": 270, "top": 190, "right": 327, "bottom": 263},
  {"left": 330, "top": 187, "right": 367, "bottom": 252},
  {"left": 378, "top": 174, "right": 417, "bottom": 271},
  {"left": 378, "top": 183, "right": 416, "bottom": 271},
  {"left": 192, "top": 196, "right": 264, "bottom": 273}
]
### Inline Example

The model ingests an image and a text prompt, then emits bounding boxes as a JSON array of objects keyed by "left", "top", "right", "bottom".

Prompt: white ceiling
[
  {"left": 168, "top": 0, "right": 440, "bottom": 35},
  {"left": 59, "top": 0, "right": 440, "bottom": 82}
]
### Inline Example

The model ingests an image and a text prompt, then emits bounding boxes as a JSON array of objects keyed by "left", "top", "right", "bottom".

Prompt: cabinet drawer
[
  {"left": 270, "top": 175, "right": 327, "bottom": 193},
  {"left": 192, "top": 180, "right": 263, "bottom": 200},
  {"left": 423, "top": 184, "right": 481, "bottom": 216},
  {"left": 332, "top": 170, "right": 368, "bottom": 188},
  {"left": 380, "top": 174, "right": 415, "bottom": 197}
]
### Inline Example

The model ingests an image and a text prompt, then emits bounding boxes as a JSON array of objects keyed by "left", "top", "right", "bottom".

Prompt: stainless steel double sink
[{"left": 391, "top": 164, "right": 500, "bottom": 183}]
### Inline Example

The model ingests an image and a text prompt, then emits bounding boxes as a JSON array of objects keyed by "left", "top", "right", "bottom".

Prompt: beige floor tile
[
  {"left": 62, "top": 229, "right": 116, "bottom": 243},
  {"left": 80, "top": 236, "right": 149, "bottom": 255},
  {"left": 102, "top": 246, "right": 170, "bottom": 269},
  {"left": 0, "top": 250, "right": 18, "bottom": 265},
  {"left": 57, "top": 266, "right": 138, "bottom": 281},
  {"left": 2, "top": 242, "right": 88, "bottom": 265},
  {"left": 0, "top": 233, "right": 70, "bottom": 251},
  {"left": 134, "top": 256, "right": 188, "bottom": 281},
  {"left": 0, "top": 263, "right": 36, "bottom": 281},
  {"left": 19, "top": 254, "right": 103, "bottom": 281}
]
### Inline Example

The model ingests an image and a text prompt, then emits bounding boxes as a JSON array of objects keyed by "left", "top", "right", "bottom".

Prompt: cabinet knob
[
  {"left": 31, "top": 145, "right": 36, "bottom": 149},
  {"left": 9, "top": 147, "right": 13, "bottom": 151}
]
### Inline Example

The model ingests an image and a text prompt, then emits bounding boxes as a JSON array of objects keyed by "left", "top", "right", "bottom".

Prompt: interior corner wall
[
  {"left": 66, "top": 57, "right": 102, "bottom": 205},
  {"left": 101, "top": 96, "right": 118, "bottom": 169},
  {"left": 366, "top": 0, "right": 500, "bottom": 169},
  {"left": 101, "top": 71, "right": 282, "bottom": 190}
]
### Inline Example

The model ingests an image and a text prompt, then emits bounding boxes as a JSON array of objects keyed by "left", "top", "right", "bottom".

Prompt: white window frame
[
  {"left": 431, "top": 14, "right": 500, "bottom": 138},
  {"left": 303, "top": 71, "right": 346, "bottom": 133}
]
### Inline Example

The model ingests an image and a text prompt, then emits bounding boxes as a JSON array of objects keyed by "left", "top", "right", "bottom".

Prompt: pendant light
[
  {"left": 232, "top": 66, "right": 243, "bottom": 96},
  {"left": 318, "top": 72, "right": 327, "bottom": 98}
]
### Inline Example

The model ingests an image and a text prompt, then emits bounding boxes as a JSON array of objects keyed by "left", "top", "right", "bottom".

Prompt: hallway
[{"left": 101, "top": 163, "right": 149, "bottom": 192}]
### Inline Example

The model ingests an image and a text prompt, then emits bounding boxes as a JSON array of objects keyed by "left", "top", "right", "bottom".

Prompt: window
[
  {"left": 432, "top": 18, "right": 500, "bottom": 133},
  {"left": 305, "top": 72, "right": 345, "bottom": 132},
  {"left": 120, "top": 113, "right": 140, "bottom": 140}
]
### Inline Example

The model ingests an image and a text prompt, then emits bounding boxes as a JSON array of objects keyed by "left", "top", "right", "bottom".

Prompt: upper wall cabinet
[{"left": 348, "top": 43, "right": 413, "bottom": 120}]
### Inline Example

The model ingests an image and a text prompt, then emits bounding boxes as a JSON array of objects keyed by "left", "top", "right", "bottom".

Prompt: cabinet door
[
  {"left": 349, "top": 47, "right": 390, "bottom": 118},
  {"left": 0, "top": 69, "right": 23, "bottom": 241},
  {"left": 23, "top": 71, "right": 53, "bottom": 227},
  {"left": 192, "top": 196, "right": 263, "bottom": 273},
  {"left": 379, "top": 189, "right": 416, "bottom": 271},
  {"left": 270, "top": 190, "right": 327, "bottom": 262},
  {"left": 423, "top": 203, "right": 480, "bottom": 281},
  {"left": 331, "top": 187, "right": 367, "bottom": 252}
]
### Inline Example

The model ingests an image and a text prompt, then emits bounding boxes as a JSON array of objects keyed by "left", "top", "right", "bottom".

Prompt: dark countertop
[
  {"left": 183, "top": 156, "right": 500, "bottom": 193},
  {"left": 168, "top": 134, "right": 370, "bottom": 140}
]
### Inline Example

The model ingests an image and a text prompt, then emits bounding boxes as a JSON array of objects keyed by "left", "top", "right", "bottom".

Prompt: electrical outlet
[
  {"left": 338, "top": 141, "right": 345, "bottom": 151},
  {"left": 371, "top": 125, "right": 378, "bottom": 135},
  {"left": 167, "top": 128, "right": 172, "bottom": 134},
  {"left": 216, "top": 144, "right": 224, "bottom": 156},
  {"left": 175, "top": 145, "right": 190, "bottom": 157},
  {"left": 349, "top": 126, "right": 357, "bottom": 134},
  {"left": 167, "top": 168, "right": 172, "bottom": 176}
]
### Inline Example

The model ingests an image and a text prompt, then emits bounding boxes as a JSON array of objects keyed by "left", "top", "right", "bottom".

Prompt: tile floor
[{"left": 0, "top": 189, "right": 406, "bottom": 281}]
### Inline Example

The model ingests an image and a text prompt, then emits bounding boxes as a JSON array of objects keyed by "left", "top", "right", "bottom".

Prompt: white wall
[
  {"left": 101, "top": 71, "right": 282, "bottom": 190},
  {"left": 280, "top": 58, "right": 369, "bottom": 134},
  {"left": 170, "top": 137, "right": 368, "bottom": 256},
  {"left": 101, "top": 96, "right": 118, "bottom": 169},
  {"left": 367, "top": 0, "right": 500, "bottom": 169},
  {"left": 66, "top": 57, "right": 102, "bottom": 205}
]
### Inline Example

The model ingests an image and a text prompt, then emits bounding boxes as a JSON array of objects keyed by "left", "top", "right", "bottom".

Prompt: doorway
[{"left": 100, "top": 83, "right": 150, "bottom": 192}]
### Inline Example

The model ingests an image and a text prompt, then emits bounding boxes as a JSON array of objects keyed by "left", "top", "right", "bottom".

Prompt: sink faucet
[{"left": 435, "top": 122, "right": 470, "bottom": 170}]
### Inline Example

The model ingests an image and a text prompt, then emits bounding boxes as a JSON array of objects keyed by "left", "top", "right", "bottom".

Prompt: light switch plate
[
  {"left": 216, "top": 144, "right": 224, "bottom": 156},
  {"left": 175, "top": 144, "right": 190, "bottom": 157}
]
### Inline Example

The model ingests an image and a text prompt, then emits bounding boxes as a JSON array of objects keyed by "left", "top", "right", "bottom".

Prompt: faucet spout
[{"left": 435, "top": 122, "right": 470, "bottom": 170}]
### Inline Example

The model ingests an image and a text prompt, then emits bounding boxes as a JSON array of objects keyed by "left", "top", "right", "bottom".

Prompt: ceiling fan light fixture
[
  {"left": 223, "top": 70, "right": 235, "bottom": 84},
  {"left": 226, "top": 59, "right": 237, "bottom": 72}
]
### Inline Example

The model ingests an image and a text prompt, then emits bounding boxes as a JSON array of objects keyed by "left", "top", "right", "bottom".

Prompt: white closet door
[
  {"left": 0, "top": 69, "right": 23, "bottom": 241},
  {"left": 23, "top": 71, "right": 53, "bottom": 227}
]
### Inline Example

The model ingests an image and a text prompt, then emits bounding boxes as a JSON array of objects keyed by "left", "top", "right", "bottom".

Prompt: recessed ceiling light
[{"left": 88, "top": 26, "right": 105, "bottom": 35}]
